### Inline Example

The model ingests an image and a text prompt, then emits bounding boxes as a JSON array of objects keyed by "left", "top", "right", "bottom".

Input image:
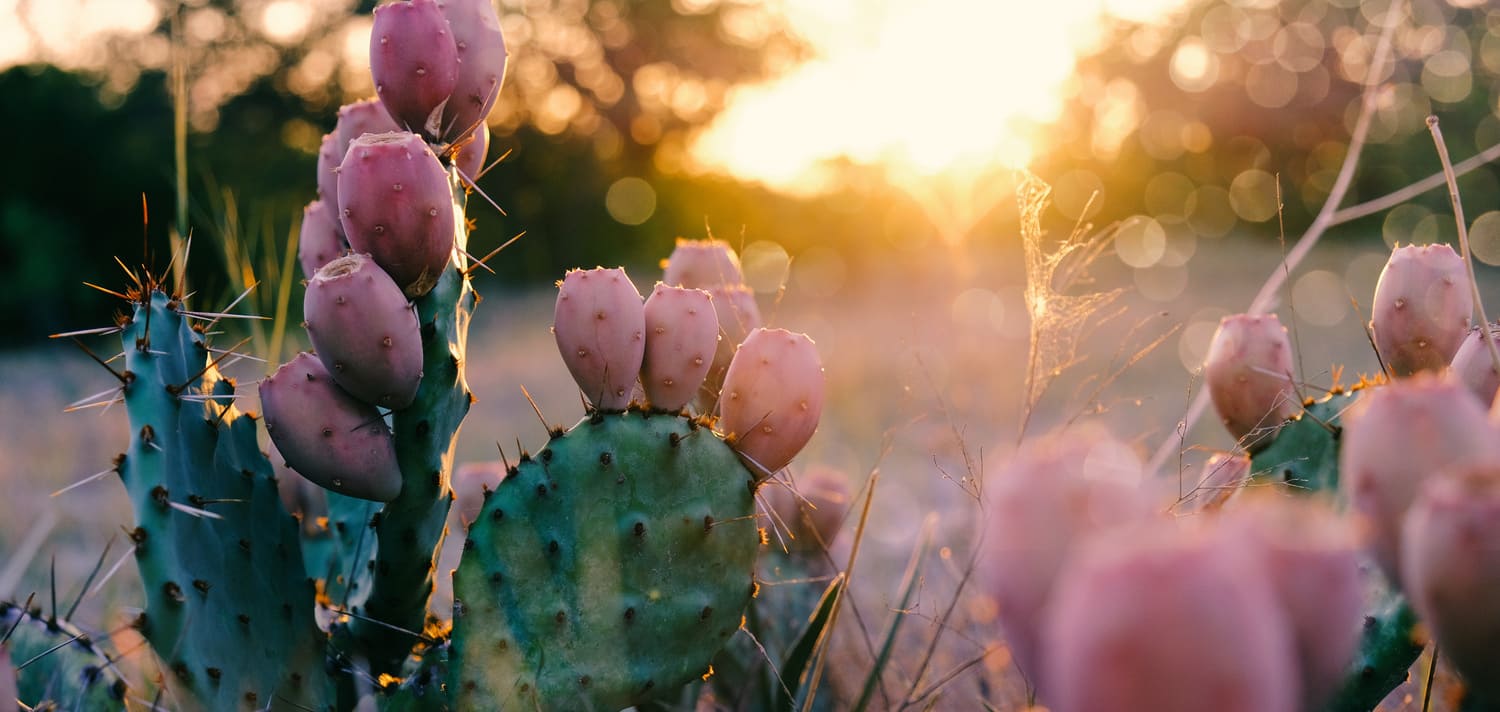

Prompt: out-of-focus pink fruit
[
  {"left": 337, "top": 131, "right": 456, "bottom": 297},
  {"left": 436, "top": 0, "right": 508, "bottom": 142},
  {"left": 1372, "top": 243, "right": 1472, "bottom": 377},
  {"left": 761, "top": 465, "right": 851, "bottom": 554},
  {"left": 1042, "top": 520, "right": 1298, "bottom": 712},
  {"left": 641, "top": 284, "right": 718, "bottom": 412},
  {"left": 1204, "top": 313, "right": 1298, "bottom": 449},
  {"left": 369, "top": 0, "right": 459, "bottom": 139},
  {"left": 553, "top": 267, "right": 646, "bottom": 410},
  {"left": 1340, "top": 374, "right": 1500, "bottom": 583},
  {"left": 452, "top": 460, "right": 505, "bottom": 527},
  {"left": 452, "top": 122, "right": 489, "bottom": 181},
  {"left": 1401, "top": 465, "right": 1500, "bottom": 698},
  {"left": 662, "top": 238, "right": 745, "bottom": 289},
  {"left": 316, "top": 132, "right": 341, "bottom": 211},
  {"left": 304, "top": 254, "right": 423, "bottom": 409},
  {"left": 271, "top": 440, "right": 330, "bottom": 529},
  {"left": 260, "top": 353, "right": 402, "bottom": 502},
  {"left": 298, "top": 199, "right": 347, "bottom": 280},
  {"left": 1449, "top": 322, "right": 1500, "bottom": 406},
  {"left": 1185, "top": 452, "right": 1250, "bottom": 512},
  {"left": 720, "top": 328, "right": 825, "bottom": 478},
  {"left": 701, "top": 284, "right": 761, "bottom": 409},
  {"left": 0, "top": 643, "right": 15, "bottom": 712}
]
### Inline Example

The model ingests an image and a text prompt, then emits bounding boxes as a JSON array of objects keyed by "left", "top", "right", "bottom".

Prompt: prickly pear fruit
[
  {"left": 641, "top": 284, "right": 718, "bottom": 411},
  {"left": 1340, "top": 373, "right": 1500, "bottom": 583},
  {"left": 1372, "top": 243, "right": 1472, "bottom": 377},
  {"left": 1450, "top": 322, "right": 1500, "bottom": 406},
  {"left": 663, "top": 238, "right": 745, "bottom": 289},
  {"left": 369, "top": 0, "right": 459, "bottom": 139},
  {"left": 1185, "top": 451, "right": 1249, "bottom": 512},
  {"left": 553, "top": 267, "right": 646, "bottom": 410},
  {"left": 273, "top": 441, "right": 330, "bottom": 525},
  {"left": 334, "top": 98, "right": 400, "bottom": 160},
  {"left": 1042, "top": 521, "right": 1299, "bottom": 712},
  {"left": 298, "top": 199, "right": 347, "bottom": 279},
  {"left": 1223, "top": 496, "right": 1363, "bottom": 708},
  {"left": 437, "top": 0, "right": 508, "bottom": 141},
  {"left": 702, "top": 284, "right": 761, "bottom": 409},
  {"left": 260, "top": 352, "right": 402, "bottom": 502},
  {"left": 453, "top": 121, "right": 489, "bottom": 180},
  {"left": 720, "top": 328, "right": 825, "bottom": 478},
  {"left": 317, "top": 132, "right": 341, "bottom": 210},
  {"left": 762, "top": 465, "right": 850, "bottom": 553},
  {"left": 337, "top": 131, "right": 456, "bottom": 297},
  {"left": 978, "top": 426, "right": 1153, "bottom": 681},
  {"left": 304, "top": 253, "right": 423, "bottom": 409},
  {"left": 1204, "top": 313, "right": 1297, "bottom": 449},
  {"left": 1400, "top": 465, "right": 1500, "bottom": 699}
]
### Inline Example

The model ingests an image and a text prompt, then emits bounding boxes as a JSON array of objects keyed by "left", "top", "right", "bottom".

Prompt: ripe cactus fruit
[
  {"left": 1449, "top": 322, "right": 1500, "bottom": 406},
  {"left": 453, "top": 121, "right": 489, "bottom": 180},
  {"left": 369, "top": 0, "right": 459, "bottom": 139},
  {"left": 761, "top": 465, "right": 851, "bottom": 553},
  {"left": 260, "top": 352, "right": 403, "bottom": 502},
  {"left": 1203, "top": 313, "right": 1297, "bottom": 449},
  {"left": 1184, "top": 451, "right": 1249, "bottom": 512},
  {"left": 316, "top": 132, "right": 341, "bottom": 210},
  {"left": 978, "top": 427, "right": 1154, "bottom": 682},
  {"left": 1371, "top": 243, "right": 1472, "bottom": 377},
  {"left": 1339, "top": 373, "right": 1500, "bottom": 583},
  {"left": 1042, "top": 520, "right": 1299, "bottom": 712},
  {"left": 298, "top": 199, "right": 347, "bottom": 279},
  {"left": 334, "top": 98, "right": 400, "bottom": 160},
  {"left": 663, "top": 237, "right": 745, "bottom": 289},
  {"left": 719, "top": 328, "right": 825, "bottom": 478},
  {"left": 337, "top": 131, "right": 456, "bottom": 297},
  {"left": 304, "top": 253, "right": 423, "bottom": 409},
  {"left": 641, "top": 284, "right": 718, "bottom": 411},
  {"left": 553, "top": 267, "right": 646, "bottom": 410},
  {"left": 437, "top": 0, "right": 508, "bottom": 141},
  {"left": 1400, "top": 465, "right": 1500, "bottom": 699}
]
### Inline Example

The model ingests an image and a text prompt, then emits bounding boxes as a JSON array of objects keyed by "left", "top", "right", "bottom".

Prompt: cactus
[
  {"left": 437, "top": 0, "right": 509, "bottom": 142},
  {"left": 661, "top": 239, "right": 760, "bottom": 411},
  {"left": 1371, "top": 243, "right": 1472, "bottom": 377},
  {"left": 304, "top": 253, "right": 424, "bottom": 409},
  {"left": 719, "top": 328, "right": 826, "bottom": 478},
  {"left": 299, "top": 199, "right": 348, "bottom": 279},
  {"left": 337, "top": 131, "right": 457, "bottom": 298},
  {"left": 553, "top": 267, "right": 648, "bottom": 411},
  {"left": 369, "top": 0, "right": 459, "bottom": 140},
  {"left": 1449, "top": 322, "right": 1500, "bottom": 406},
  {"left": 1204, "top": 313, "right": 1298, "bottom": 450},
  {"left": 453, "top": 121, "right": 490, "bottom": 182},
  {"left": 1, "top": 601, "right": 128, "bottom": 710},
  {"left": 641, "top": 284, "right": 718, "bottom": 412}
]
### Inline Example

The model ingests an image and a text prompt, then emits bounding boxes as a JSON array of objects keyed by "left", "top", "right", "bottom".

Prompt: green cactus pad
[
  {"left": 1, "top": 602, "right": 127, "bottom": 710},
  {"left": 450, "top": 410, "right": 760, "bottom": 710},
  {"left": 1250, "top": 387, "right": 1362, "bottom": 492}
]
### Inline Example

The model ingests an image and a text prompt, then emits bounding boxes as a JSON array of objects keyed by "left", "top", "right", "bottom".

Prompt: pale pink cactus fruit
[
  {"left": 719, "top": 328, "right": 825, "bottom": 478},
  {"left": 760, "top": 465, "right": 851, "bottom": 553},
  {"left": 1221, "top": 495, "right": 1364, "bottom": 708},
  {"left": 337, "top": 131, "right": 456, "bottom": 297},
  {"left": 270, "top": 440, "right": 330, "bottom": 529},
  {"left": 1183, "top": 451, "right": 1250, "bottom": 512},
  {"left": 662, "top": 238, "right": 745, "bottom": 290},
  {"left": 1340, "top": 373, "right": 1500, "bottom": 583},
  {"left": 701, "top": 284, "right": 761, "bottom": 407},
  {"left": 1401, "top": 465, "right": 1500, "bottom": 698},
  {"left": 260, "top": 353, "right": 403, "bottom": 502},
  {"left": 553, "top": 267, "right": 647, "bottom": 411},
  {"left": 977, "top": 426, "right": 1155, "bottom": 683},
  {"left": 1449, "top": 322, "right": 1500, "bottom": 406},
  {"left": 452, "top": 460, "right": 505, "bottom": 527},
  {"left": 316, "top": 132, "right": 341, "bottom": 212},
  {"left": 1042, "top": 519, "right": 1298, "bottom": 712},
  {"left": 1371, "top": 243, "right": 1472, "bottom": 377},
  {"left": 640, "top": 284, "right": 718, "bottom": 411},
  {"left": 452, "top": 121, "right": 489, "bottom": 181},
  {"left": 369, "top": 0, "right": 459, "bottom": 139},
  {"left": 436, "top": 0, "right": 508, "bottom": 142},
  {"left": 1203, "top": 313, "right": 1298, "bottom": 449},
  {"left": 304, "top": 253, "right": 423, "bottom": 410},
  {"left": 298, "top": 199, "right": 348, "bottom": 280}
]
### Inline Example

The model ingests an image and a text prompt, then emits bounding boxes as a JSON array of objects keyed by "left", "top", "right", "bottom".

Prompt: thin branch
[{"left": 1427, "top": 115, "right": 1500, "bottom": 380}]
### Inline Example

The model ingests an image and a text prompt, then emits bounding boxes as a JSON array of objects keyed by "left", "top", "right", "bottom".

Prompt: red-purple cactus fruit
[
  {"left": 334, "top": 98, "right": 400, "bottom": 160},
  {"left": 761, "top": 465, "right": 850, "bottom": 553},
  {"left": 298, "top": 199, "right": 347, "bottom": 279},
  {"left": 452, "top": 121, "right": 489, "bottom": 181},
  {"left": 260, "top": 353, "right": 402, "bottom": 502},
  {"left": 337, "top": 131, "right": 456, "bottom": 297},
  {"left": 1449, "top": 323, "right": 1500, "bottom": 406},
  {"left": 640, "top": 284, "right": 718, "bottom": 412},
  {"left": 978, "top": 427, "right": 1155, "bottom": 683},
  {"left": 369, "top": 0, "right": 459, "bottom": 139},
  {"left": 1186, "top": 451, "right": 1250, "bottom": 512},
  {"left": 1372, "top": 243, "right": 1472, "bottom": 377},
  {"left": 1401, "top": 465, "right": 1500, "bottom": 699},
  {"left": 1340, "top": 373, "right": 1500, "bottom": 583},
  {"left": 719, "top": 328, "right": 825, "bottom": 478},
  {"left": 452, "top": 460, "right": 504, "bottom": 527},
  {"left": 1042, "top": 520, "right": 1298, "bottom": 712},
  {"left": 662, "top": 238, "right": 745, "bottom": 290},
  {"left": 436, "top": 0, "right": 508, "bottom": 142},
  {"left": 552, "top": 267, "right": 646, "bottom": 411},
  {"left": 303, "top": 253, "right": 423, "bottom": 410},
  {"left": 1204, "top": 313, "right": 1298, "bottom": 449},
  {"left": 1223, "top": 496, "right": 1364, "bottom": 708},
  {"left": 316, "top": 132, "right": 341, "bottom": 210}
]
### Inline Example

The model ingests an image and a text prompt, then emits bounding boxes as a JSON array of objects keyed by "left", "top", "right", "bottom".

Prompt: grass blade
[
  {"left": 852, "top": 513, "right": 936, "bottom": 712},
  {"left": 774, "top": 572, "right": 846, "bottom": 712}
]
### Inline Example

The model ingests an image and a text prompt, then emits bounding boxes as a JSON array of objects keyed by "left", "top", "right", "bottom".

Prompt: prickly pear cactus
[{"left": 1, "top": 601, "right": 128, "bottom": 710}]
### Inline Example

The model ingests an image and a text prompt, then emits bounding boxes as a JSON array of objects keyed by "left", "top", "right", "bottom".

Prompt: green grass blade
[
  {"left": 774, "top": 572, "right": 846, "bottom": 712},
  {"left": 851, "top": 513, "right": 936, "bottom": 712}
]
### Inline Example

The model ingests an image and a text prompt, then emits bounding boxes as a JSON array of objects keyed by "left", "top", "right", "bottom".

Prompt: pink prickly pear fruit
[
  {"left": 316, "top": 132, "right": 342, "bottom": 211},
  {"left": 1222, "top": 496, "right": 1364, "bottom": 708},
  {"left": 369, "top": 0, "right": 459, "bottom": 139},
  {"left": 304, "top": 254, "right": 423, "bottom": 409},
  {"left": 979, "top": 427, "right": 1155, "bottom": 682},
  {"left": 298, "top": 200, "right": 348, "bottom": 279},
  {"left": 553, "top": 267, "right": 646, "bottom": 411},
  {"left": 698, "top": 284, "right": 761, "bottom": 409},
  {"left": 452, "top": 121, "right": 489, "bottom": 181},
  {"left": 436, "top": 0, "right": 508, "bottom": 142},
  {"left": 1372, "top": 243, "right": 1472, "bottom": 377},
  {"left": 640, "top": 284, "right": 718, "bottom": 411},
  {"left": 1340, "top": 373, "right": 1500, "bottom": 583},
  {"left": 452, "top": 460, "right": 505, "bottom": 527},
  {"left": 1204, "top": 313, "right": 1298, "bottom": 449},
  {"left": 337, "top": 131, "right": 456, "bottom": 297},
  {"left": 1449, "top": 322, "right": 1500, "bottom": 406},
  {"left": 1042, "top": 520, "right": 1300, "bottom": 712},
  {"left": 1185, "top": 452, "right": 1250, "bottom": 512},
  {"left": 1401, "top": 466, "right": 1500, "bottom": 698},
  {"left": 334, "top": 99, "right": 400, "bottom": 161},
  {"left": 720, "top": 328, "right": 825, "bottom": 478},
  {"left": 662, "top": 238, "right": 745, "bottom": 290},
  {"left": 260, "top": 353, "right": 402, "bottom": 502},
  {"left": 271, "top": 441, "right": 330, "bottom": 534},
  {"left": 762, "top": 465, "right": 851, "bottom": 553}
]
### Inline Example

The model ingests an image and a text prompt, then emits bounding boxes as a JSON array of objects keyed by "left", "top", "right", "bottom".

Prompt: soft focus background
[{"left": 5, "top": 0, "right": 1500, "bottom": 708}]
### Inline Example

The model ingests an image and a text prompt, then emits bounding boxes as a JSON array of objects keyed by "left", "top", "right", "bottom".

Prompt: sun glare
[{"left": 690, "top": 0, "right": 1190, "bottom": 195}]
